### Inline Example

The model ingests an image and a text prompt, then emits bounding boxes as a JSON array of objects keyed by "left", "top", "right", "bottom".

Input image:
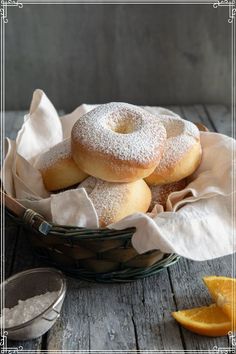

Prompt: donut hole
[
  {"left": 111, "top": 121, "right": 135, "bottom": 134},
  {"left": 162, "top": 117, "right": 185, "bottom": 138},
  {"left": 107, "top": 112, "right": 138, "bottom": 134}
]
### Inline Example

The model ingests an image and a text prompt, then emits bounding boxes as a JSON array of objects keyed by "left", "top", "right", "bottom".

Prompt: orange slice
[
  {"left": 172, "top": 303, "right": 231, "bottom": 336},
  {"left": 203, "top": 276, "right": 236, "bottom": 328}
]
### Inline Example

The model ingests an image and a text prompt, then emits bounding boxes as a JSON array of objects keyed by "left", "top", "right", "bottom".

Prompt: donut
[
  {"left": 71, "top": 103, "right": 166, "bottom": 182},
  {"left": 145, "top": 115, "right": 202, "bottom": 185},
  {"left": 79, "top": 176, "right": 151, "bottom": 227},
  {"left": 36, "top": 138, "right": 88, "bottom": 191},
  {"left": 149, "top": 179, "right": 187, "bottom": 210}
]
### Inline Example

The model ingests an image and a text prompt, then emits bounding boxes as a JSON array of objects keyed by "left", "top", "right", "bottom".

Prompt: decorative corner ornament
[
  {"left": 0, "top": 0, "right": 23, "bottom": 23},
  {"left": 229, "top": 331, "right": 236, "bottom": 349},
  {"left": 0, "top": 331, "right": 23, "bottom": 353},
  {"left": 213, "top": 331, "right": 236, "bottom": 353},
  {"left": 213, "top": 0, "right": 236, "bottom": 23}
]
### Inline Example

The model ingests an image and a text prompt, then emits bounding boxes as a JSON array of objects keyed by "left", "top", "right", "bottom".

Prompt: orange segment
[
  {"left": 203, "top": 276, "right": 236, "bottom": 327},
  {"left": 172, "top": 303, "right": 231, "bottom": 336}
]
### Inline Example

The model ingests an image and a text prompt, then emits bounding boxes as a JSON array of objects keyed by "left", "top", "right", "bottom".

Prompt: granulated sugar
[{"left": 1, "top": 291, "right": 58, "bottom": 327}]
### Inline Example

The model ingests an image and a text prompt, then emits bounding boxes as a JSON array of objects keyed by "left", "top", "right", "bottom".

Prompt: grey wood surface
[{"left": 4, "top": 105, "right": 233, "bottom": 352}]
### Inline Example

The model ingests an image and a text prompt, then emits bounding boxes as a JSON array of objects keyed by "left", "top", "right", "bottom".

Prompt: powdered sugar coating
[
  {"left": 37, "top": 138, "right": 71, "bottom": 171},
  {"left": 1, "top": 291, "right": 58, "bottom": 327},
  {"left": 150, "top": 179, "right": 187, "bottom": 209},
  {"left": 72, "top": 102, "right": 166, "bottom": 165},
  {"left": 154, "top": 115, "right": 200, "bottom": 172},
  {"left": 79, "top": 176, "right": 129, "bottom": 226}
]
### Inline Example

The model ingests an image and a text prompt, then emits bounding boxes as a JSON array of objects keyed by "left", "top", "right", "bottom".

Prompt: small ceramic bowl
[{"left": 1, "top": 267, "right": 67, "bottom": 341}]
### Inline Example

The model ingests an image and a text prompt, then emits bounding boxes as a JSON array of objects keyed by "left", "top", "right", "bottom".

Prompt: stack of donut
[{"left": 36, "top": 103, "right": 202, "bottom": 227}]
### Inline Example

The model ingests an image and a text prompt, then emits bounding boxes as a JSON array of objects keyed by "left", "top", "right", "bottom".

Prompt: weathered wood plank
[
  {"left": 181, "top": 104, "right": 216, "bottom": 131},
  {"left": 167, "top": 105, "right": 232, "bottom": 349},
  {"left": 5, "top": 110, "right": 65, "bottom": 141},
  {"left": 47, "top": 279, "right": 137, "bottom": 351},
  {"left": 5, "top": 111, "right": 27, "bottom": 140},
  {"left": 5, "top": 112, "right": 18, "bottom": 139},
  {"left": 47, "top": 271, "right": 184, "bottom": 351},
  {"left": 167, "top": 105, "right": 183, "bottom": 117},
  {"left": 205, "top": 104, "right": 231, "bottom": 136},
  {"left": 168, "top": 256, "right": 231, "bottom": 350},
  {"left": 9, "top": 338, "right": 43, "bottom": 352},
  {"left": 129, "top": 271, "right": 183, "bottom": 351}
]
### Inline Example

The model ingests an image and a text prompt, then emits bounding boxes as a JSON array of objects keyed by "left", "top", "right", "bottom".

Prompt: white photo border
[{"left": 0, "top": 1, "right": 235, "bottom": 353}]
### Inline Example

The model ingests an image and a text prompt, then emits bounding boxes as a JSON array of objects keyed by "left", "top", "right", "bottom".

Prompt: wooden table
[{"left": 4, "top": 104, "right": 233, "bottom": 352}]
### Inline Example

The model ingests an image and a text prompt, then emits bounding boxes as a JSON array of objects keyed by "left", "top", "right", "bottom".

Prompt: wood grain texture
[
  {"left": 205, "top": 104, "right": 231, "bottom": 136},
  {"left": 166, "top": 105, "right": 183, "bottom": 117},
  {"left": 181, "top": 104, "right": 215, "bottom": 131},
  {"left": 167, "top": 104, "right": 232, "bottom": 350},
  {"left": 47, "top": 271, "right": 183, "bottom": 351},
  {"left": 5, "top": 111, "right": 27, "bottom": 140},
  {"left": 5, "top": 110, "right": 65, "bottom": 142},
  {"left": 128, "top": 272, "right": 183, "bottom": 351},
  {"left": 168, "top": 257, "right": 231, "bottom": 350},
  {"left": 4, "top": 106, "right": 233, "bottom": 352}
]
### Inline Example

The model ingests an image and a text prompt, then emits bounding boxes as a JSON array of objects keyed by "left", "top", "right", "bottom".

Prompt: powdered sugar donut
[
  {"left": 79, "top": 176, "right": 151, "bottom": 227},
  {"left": 36, "top": 138, "right": 88, "bottom": 191},
  {"left": 145, "top": 115, "right": 202, "bottom": 185},
  {"left": 150, "top": 179, "right": 187, "bottom": 210},
  {"left": 71, "top": 103, "right": 166, "bottom": 183}
]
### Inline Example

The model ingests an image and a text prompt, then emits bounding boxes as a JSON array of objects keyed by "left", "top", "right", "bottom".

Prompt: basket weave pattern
[{"left": 6, "top": 206, "right": 179, "bottom": 282}]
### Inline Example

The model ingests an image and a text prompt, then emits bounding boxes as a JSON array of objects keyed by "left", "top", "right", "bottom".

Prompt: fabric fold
[{"left": 2, "top": 90, "right": 235, "bottom": 261}]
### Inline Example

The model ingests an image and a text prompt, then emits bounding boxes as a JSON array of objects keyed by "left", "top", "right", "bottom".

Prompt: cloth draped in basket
[{"left": 2, "top": 89, "right": 235, "bottom": 261}]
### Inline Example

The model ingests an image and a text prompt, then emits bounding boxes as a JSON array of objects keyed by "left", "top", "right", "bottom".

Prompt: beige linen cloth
[{"left": 2, "top": 89, "right": 235, "bottom": 260}]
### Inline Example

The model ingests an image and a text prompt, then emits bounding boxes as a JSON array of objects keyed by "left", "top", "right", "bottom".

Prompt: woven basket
[
  {"left": 3, "top": 192, "right": 179, "bottom": 282},
  {"left": 3, "top": 123, "right": 207, "bottom": 282}
]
